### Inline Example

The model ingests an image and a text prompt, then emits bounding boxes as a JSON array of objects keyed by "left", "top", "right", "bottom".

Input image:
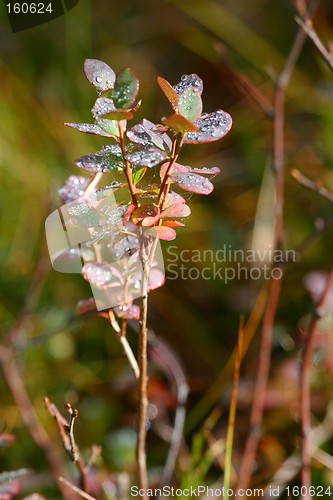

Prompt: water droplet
[{"left": 59, "top": 176, "right": 90, "bottom": 203}]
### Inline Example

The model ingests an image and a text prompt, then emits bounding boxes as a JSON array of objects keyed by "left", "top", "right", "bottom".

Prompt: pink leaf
[
  {"left": 148, "top": 269, "right": 166, "bottom": 290},
  {"left": 84, "top": 59, "right": 115, "bottom": 91},
  {"left": 157, "top": 76, "right": 179, "bottom": 111},
  {"left": 171, "top": 172, "right": 214, "bottom": 195},
  {"left": 162, "top": 220, "right": 185, "bottom": 227}
]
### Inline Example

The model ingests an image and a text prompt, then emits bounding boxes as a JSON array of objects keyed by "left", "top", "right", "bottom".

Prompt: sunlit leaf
[
  {"left": 185, "top": 110, "right": 232, "bottom": 143},
  {"left": 132, "top": 167, "right": 147, "bottom": 185},
  {"left": 127, "top": 120, "right": 172, "bottom": 152},
  {"left": 171, "top": 172, "right": 214, "bottom": 195},
  {"left": 149, "top": 226, "right": 177, "bottom": 241},
  {"left": 65, "top": 122, "right": 115, "bottom": 137},
  {"left": 132, "top": 204, "right": 160, "bottom": 226},
  {"left": 126, "top": 148, "right": 167, "bottom": 168},
  {"left": 163, "top": 113, "right": 198, "bottom": 133},
  {"left": 161, "top": 202, "right": 191, "bottom": 218},
  {"left": 113, "top": 67, "right": 139, "bottom": 109},
  {"left": 162, "top": 220, "right": 185, "bottom": 227},
  {"left": 84, "top": 59, "right": 116, "bottom": 91},
  {"left": 68, "top": 203, "right": 99, "bottom": 227},
  {"left": 173, "top": 73, "right": 204, "bottom": 96},
  {"left": 190, "top": 167, "right": 221, "bottom": 175},
  {"left": 178, "top": 87, "right": 203, "bottom": 122},
  {"left": 157, "top": 76, "right": 178, "bottom": 111},
  {"left": 58, "top": 176, "right": 90, "bottom": 203}
]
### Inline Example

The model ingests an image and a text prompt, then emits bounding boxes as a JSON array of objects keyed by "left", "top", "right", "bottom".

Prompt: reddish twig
[
  {"left": 236, "top": 5, "right": 318, "bottom": 492},
  {"left": 300, "top": 268, "right": 333, "bottom": 497}
]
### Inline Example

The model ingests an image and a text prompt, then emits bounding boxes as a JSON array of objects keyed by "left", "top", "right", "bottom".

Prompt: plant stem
[{"left": 300, "top": 267, "right": 333, "bottom": 498}]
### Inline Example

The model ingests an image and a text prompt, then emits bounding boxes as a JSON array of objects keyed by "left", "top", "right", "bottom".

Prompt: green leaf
[
  {"left": 178, "top": 88, "right": 203, "bottom": 122},
  {"left": 157, "top": 76, "right": 179, "bottom": 111},
  {"left": 113, "top": 68, "right": 139, "bottom": 109},
  {"left": 163, "top": 113, "right": 198, "bottom": 133},
  {"left": 132, "top": 167, "right": 147, "bottom": 185},
  {"left": 97, "top": 118, "right": 120, "bottom": 137}
]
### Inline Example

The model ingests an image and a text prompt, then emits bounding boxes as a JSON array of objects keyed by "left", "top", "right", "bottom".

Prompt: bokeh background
[{"left": 1, "top": 0, "right": 333, "bottom": 497}]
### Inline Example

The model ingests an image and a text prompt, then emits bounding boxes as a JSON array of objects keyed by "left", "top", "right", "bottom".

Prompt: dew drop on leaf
[
  {"left": 84, "top": 59, "right": 116, "bottom": 92},
  {"left": 58, "top": 176, "right": 90, "bottom": 203}
]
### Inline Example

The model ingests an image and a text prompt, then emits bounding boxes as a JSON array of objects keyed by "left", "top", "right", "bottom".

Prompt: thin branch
[
  {"left": 118, "top": 122, "right": 138, "bottom": 207},
  {"left": 291, "top": 168, "right": 333, "bottom": 203},
  {"left": 300, "top": 267, "right": 333, "bottom": 497},
  {"left": 295, "top": 16, "right": 333, "bottom": 72}
]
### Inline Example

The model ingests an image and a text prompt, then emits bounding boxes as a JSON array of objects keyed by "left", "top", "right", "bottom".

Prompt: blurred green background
[{"left": 1, "top": 0, "right": 333, "bottom": 497}]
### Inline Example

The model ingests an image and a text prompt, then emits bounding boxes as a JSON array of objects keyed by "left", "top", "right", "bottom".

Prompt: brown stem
[
  {"left": 300, "top": 268, "right": 333, "bottom": 497},
  {"left": 118, "top": 122, "right": 138, "bottom": 207},
  {"left": 296, "top": 16, "right": 333, "bottom": 72},
  {"left": 136, "top": 230, "right": 150, "bottom": 498},
  {"left": 291, "top": 169, "right": 333, "bottom": 204},
  {"left": 236, "top": 9, "right": 315, "bottom": 493}
]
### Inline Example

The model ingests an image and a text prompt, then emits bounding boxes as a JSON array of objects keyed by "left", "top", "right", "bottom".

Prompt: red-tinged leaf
[
  {"left": 123, "top": 204, "right": 136, "bottom": 224},
  {"left": 132, "top": 204, "right": 160, "bottom": 226},
  {"left": 82, "top": 263, "right": 123, "bottom": 288},
  {"left": 157, "top": 76, "right": 179, "bottom": 111},
  {"left": 102, "top": 110, "right": 134, "bottom": 121},
  {"left": 148, "top": 268, "right": 165, "bottom": 290},
  {"left": 160, "top": 162, "right": 190, "bottom": 180},
  {"left": 132, "top": 99, "right": 142, "bottom": 112},
  {"left": 162, "top": 220, "right": 185, "bottom": 227},
  {"left": 163, "top": 113, "right": 198, "bottom": 133},
  {"left": 113, "top": 67, "right": 139, "bottom": 109},
  {"left": 190, "top": 166, "right": 221, "bottom": 175},
  {"left": 171, "top": 172, "right": 214, "bottom": 195},
  {"left": 91, "top": 97, "right": 116, "bottom": 118},
  {"left": 84, "top": 59, "right": 116, "bottom": 91},
  {"left": 76, "top": 298, "right": 97, "bottom": 316},
  {"left": 152, "top": 226, "right": 177, "bottom": 240},
  {"left": 65, "top": 122, "right": 115, "bottom": 137},
  {"left": 161, "top": 202, "right": 191, "bottom": 218},
  {"left": 114, "top": 304, "right": 140, "bottom": 320},
  {"left": 185, "top": 110, "right": 232, "bottom": 144}
]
